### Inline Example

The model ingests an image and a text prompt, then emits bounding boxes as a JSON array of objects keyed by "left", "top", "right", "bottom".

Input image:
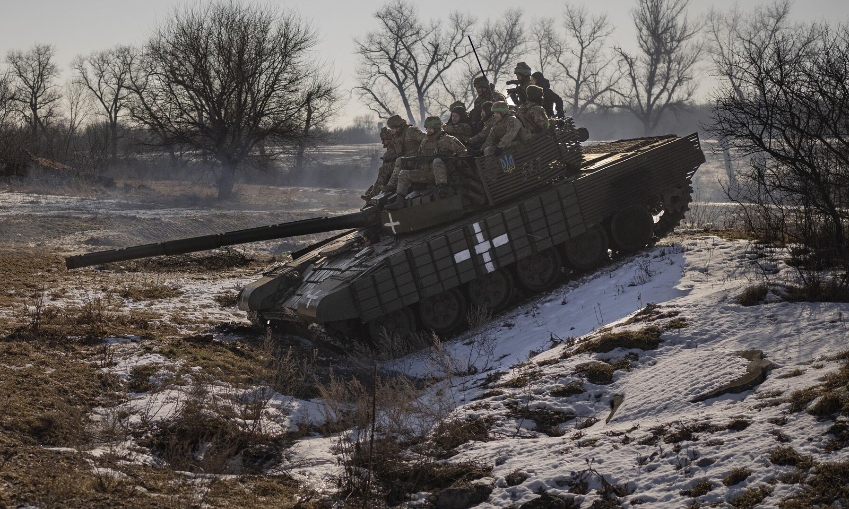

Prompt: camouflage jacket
[
  {"left": 507, "top": 76, "right": 532, "bottom": 105},
  {"left": 442, "top": 121, "right": 472, "bottom": 143},
  {"left": 418, "top": 132, "right": 468, "bottom": 158},
  {"left": 516, "top": 103, "right": 549, "bottom": 134},
  {"left": 392, "top": 124, "right": 426, "bottom": 157},
  {"left": 470, "top": 89, "right": 507, "bottom": 130},
  {"left": 483, "top": 114, "right": 528, "bottom": 150},
  {"left": 467, "top": 116, "right": 495, "bottom": 147}
]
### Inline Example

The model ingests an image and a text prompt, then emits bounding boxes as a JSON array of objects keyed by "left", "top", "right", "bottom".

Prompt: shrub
[
  {"left": 551, "top": 381, "right": 586, "bottom": 397},
  {"left": 574, "top": 362, "right": 615, "bottom": 385},
  {"left": 737, "top": 284, "right": 769, "bottom": 306},
  {"left": 680, "top": 479, "right": 714, "bottom": 497},
  {"left": 574, "top": 326, "right": 663, "bottom": 354},
  {"left": 723, "top": 467, "right": 751, "bottom": 486},
  {"left": 729, "top": 485, "right": 773, "bottom": 508},
  {"left": 769, "top": 446, "right": 814, "bottom": 469}
]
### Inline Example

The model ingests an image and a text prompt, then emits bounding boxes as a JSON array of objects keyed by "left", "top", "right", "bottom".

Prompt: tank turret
[{"left": 66, "top": 123, "right": 706, "bottom": 344}]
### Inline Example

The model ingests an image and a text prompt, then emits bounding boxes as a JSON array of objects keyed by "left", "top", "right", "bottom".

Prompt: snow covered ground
[{"left": 272, "top": 235, "right": 845, "bottom": 507}]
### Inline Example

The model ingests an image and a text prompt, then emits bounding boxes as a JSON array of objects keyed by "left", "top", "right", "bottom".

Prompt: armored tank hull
[{"left": 238, "top": 131, "right": 705, "bottom": 341}]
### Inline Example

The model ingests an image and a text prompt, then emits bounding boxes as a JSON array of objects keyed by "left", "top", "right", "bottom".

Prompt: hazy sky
[{"left": 1, "top": 0, "right": 847, "bottom": 126}]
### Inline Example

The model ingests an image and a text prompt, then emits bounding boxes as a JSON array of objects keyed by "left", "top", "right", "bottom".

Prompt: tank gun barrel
[{"left": 65, "top": 208, "right": 378, "bottom": 270}]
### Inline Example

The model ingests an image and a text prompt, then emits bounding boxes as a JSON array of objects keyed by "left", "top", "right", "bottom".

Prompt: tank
[{"left": 66, "top": 121, "right": 705, "bottom": 343}]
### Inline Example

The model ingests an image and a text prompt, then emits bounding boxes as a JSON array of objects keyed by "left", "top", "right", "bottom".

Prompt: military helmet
[
  {"left": 514, "top": 61, "right": 532, "bottom": 76},
  {"left": 526, "top": 85, "right": 543, "bottom": 102},
  {"left": 473, "top": 76, "right": 489, "bottom": 87},
  {"left": 491, "top": 101, "right": 510, "bottom": 114},
  {"left": 386, "top": 115, "right": 406, "bottom": 128},
  {"left": 379, "top": 126, "right": 393, "bottom": 140},
  {"left": 449, "top": 101, "right": 466, "bottom": 114},
  {"left": 424, "top": 116, "right": 443, "bottom": 128}
]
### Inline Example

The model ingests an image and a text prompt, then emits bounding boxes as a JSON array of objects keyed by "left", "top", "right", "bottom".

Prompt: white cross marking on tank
[
  {"left": 452, "top": 222, "right": 509, "bottom": 273},
  {"left": 384, "top": 213, "right": 401, "bottom": 235}
]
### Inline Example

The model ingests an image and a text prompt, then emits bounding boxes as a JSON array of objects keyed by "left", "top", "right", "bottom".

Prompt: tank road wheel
[
  {"left": 564, "top": 224, "right": 610, "bottom": 271},
  {"left": 609, "top": 205, "right": 654, "bottom": 252},
  {"left": 419, "top": 288, "right": 467, "bottom": 336},
  {"left": 516, "top": 247, "right": 563, "bottom": 292},
  {"left": 468, "top": 269, "right": 515, "bottom": 313},
  {"left": 654, "top": 183, "right": 693, "bottom": 238},
  {"left": 368, "top": 307, "right": 417, "bottom": 345}
]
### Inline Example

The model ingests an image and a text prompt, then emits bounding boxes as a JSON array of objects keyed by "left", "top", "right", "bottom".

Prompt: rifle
[{"left": 468, "top": 36, "right": 494, "bottom": 95}]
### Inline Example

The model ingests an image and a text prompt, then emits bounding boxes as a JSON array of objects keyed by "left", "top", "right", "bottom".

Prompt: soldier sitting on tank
[
  {"left": 531, "top": 71, "right": 565, "bottom": 119},
  {"left": 469, "top": 76, "right": 506, "bottom": 135},
  {"left": 443, "top": 101, "right": 472, "bottom": 144},
  {"left": 482, "top": 101, "right": 530, "bottom": 156},
  {"left": 385, "top": 116, "right": 467, "bottom": 209},
  {"left": 516, "top": 85, "right": 550, "bottom": 135},
  {"left": 362, "top": 126, "right": 397, "bottom": 201},
  {"left": 382, "top": 114, "right": 426, "bottom": 193},
  {"left": 466, "top": 101, "right": 494, "bottom": 152},
  {"left": 506, "top": 62, "right": 533, "bottom": 106}
]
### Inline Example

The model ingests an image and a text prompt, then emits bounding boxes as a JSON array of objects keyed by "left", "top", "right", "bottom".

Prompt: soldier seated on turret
[
  {"left": 362, "top": 126, "right": 396, "bottom": 201},
  {"left": 385, "top": 116, "right": 467, "bottom": 210},
  {"left": 382, "top": 114, "right": 426, "bottom": 194},
  {"left": 467, "top": 101, "right": 494, "bottom": 152},
  {"left": 516, "top": 85, "right": 550, "bottom": 135},
  {"left": 443, "top": 101, "right": 472, "bottom": 144},
  {"left": 482, "top": 101, "right": 530, "bottom": 156},
  {"left": 469, "top": 76, "right": 506, "bottom": 135}
]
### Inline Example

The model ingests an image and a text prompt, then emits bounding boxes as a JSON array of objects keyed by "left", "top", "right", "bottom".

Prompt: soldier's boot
[{"left": 383, "top": 193, "right": 406, "bottom": 211}]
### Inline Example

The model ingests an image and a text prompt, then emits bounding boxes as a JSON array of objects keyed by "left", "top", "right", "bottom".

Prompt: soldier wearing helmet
[
  {"left": 387, "top": 116, "right": 467, "bottom": 208},
  {"left": 506, "top": 61, "right": 533, "bottom": 106},
  {"left": 469, "top": 76, "right": 506, "bottom": 135},
  {"left": 482, "top": 101, "right": 530, "bottom": 156},
  {"left": 362, "top": 126, "right": 397, "bottom": 201},
  {"left": 516, "top": 85, "right": 550, "bottom": 135},
  {"left": 382, "top": 114, "right": 426, "bottom": 193},
  {"left": 442, "top": 101, "right": 472, "bottom": 144}
]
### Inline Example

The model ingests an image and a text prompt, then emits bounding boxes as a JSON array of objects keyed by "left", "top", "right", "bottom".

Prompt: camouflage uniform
[
  {"left": 516, "top": 86, "right": 549, "bottom": 134},
  {"left": 469, "top": 76, "right": 506, "bottom": 134},
  {"left": 482, "top": 101, "right": 529, "bottom": 156},
  {"left": 443, "top": 121, "right": 472, "bottom": 143},
  {"left": 363, "top": 127, "right": 397, "bottom": 199},
  {"left": 467, "top": 114, "right": 495, "bottom": 147},
  {"left": 396, "top": 116, "right": 467, "bottom": 196},
  {"left": 507, "top": 62, "right": 533, "bottom": 106},
  {"left": 384, "top": 114, "right": 426, "bottom": 192},
  {"left": 442, "top": 100, "right": 472, "bottom": 143}
]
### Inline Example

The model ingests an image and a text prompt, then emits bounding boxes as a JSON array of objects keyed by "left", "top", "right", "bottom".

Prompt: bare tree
[
  {"left": 447, "top": 9, "right": 526, "bottom": 108},
  {"left": 709, "top": 6, "right": 849, "bottom": 265},
  {"left": 706, "top": 0, "right": 791, "bottom": 186},
  {"left": 354, "top": 0, "right": 475, "bottom": 126},
  {"left": 0, "top": 69, "right": 14, "bottom": 127},
  {"left": 612, "top": 0, "right": 702, "bottom": 135},
  {"left": 531, "top": 4, "right": 621, "bottom": 118},
  {"left": 72, "top": 46, "right": 134, "bottom": 164},
  {"left": 5, "top": 44, "right": 62, "bottom": 151},
  {"left": 126, "top": 2, "right": 338, "bottom": 199}
]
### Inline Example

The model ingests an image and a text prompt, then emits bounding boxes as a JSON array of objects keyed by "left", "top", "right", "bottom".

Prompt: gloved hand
[{"left": 494, "top": 146, "right": 503, "bottom": 156}]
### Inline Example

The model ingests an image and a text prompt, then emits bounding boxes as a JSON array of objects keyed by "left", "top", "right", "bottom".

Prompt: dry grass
[
  {"left": 551, "top": 381, "right": 586, "bottom": 397},
  {"left": 574, "top": 362, "right": 615, "bottom": 385},
  {"left": 769, "top": 446, "right": 814, "bottom": 469},
  {"left": 729, "top": 485, "right": 773, "bottom": 508},
  {"left": 779, "top": 461, "right": 849, "bottom": 508},
  {"left": 723, "top": 467, "right": 752, "bottom": 487},
  {"left": 737, "top": 284, "right": 769, "bottom": 306},
  {"left": 680, "top": 479, "right": 714, "bottom": 497},
  {"left": 572, "top": 326, "right": 663, "bottom": 355}
]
